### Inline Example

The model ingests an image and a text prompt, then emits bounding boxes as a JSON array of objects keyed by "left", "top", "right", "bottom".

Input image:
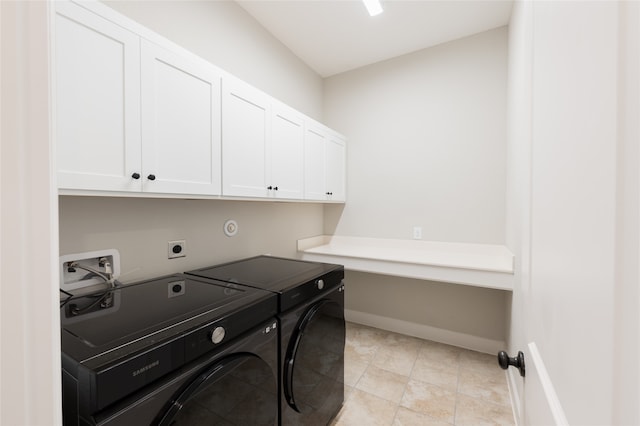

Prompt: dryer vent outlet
[{"left": 168, "top": 240, "right": 186, "bottom": 259}]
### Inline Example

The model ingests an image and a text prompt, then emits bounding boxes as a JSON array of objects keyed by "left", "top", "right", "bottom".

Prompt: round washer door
[
  {"left": 284, "top": 299, "right": 345, "bottom": 416},
  {"left": 157, "top": 353, "right": 277, "bottom": 426}
]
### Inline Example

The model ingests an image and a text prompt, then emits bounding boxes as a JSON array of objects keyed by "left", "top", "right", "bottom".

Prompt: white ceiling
[{"left": 236, "top": 0, "right": 514, "bottom": 77}]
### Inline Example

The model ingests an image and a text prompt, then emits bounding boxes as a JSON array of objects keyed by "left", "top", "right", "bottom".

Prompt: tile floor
[{"left": 331, "top": 322, "right": 515, "bottom": 426}]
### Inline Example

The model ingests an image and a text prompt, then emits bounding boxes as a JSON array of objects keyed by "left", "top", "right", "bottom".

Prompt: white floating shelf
[{"left": 297, "top": 235, "right": 514, "bottom": 291}]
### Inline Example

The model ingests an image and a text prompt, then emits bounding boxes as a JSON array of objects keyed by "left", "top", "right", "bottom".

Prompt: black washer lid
[
  {"left": 60, "top": 273, "right": 276, "bottom": 363},
  {"left": 186, "top": 256, "right": 343, "bottom": 294}
]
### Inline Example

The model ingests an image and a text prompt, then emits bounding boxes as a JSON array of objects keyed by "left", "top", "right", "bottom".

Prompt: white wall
[
  {"left": 104, "top": 0, "right": 323, "bottom": 121},
  {"left": 57, "top": 1, "right": 327, "bottom": 283},
  {"left": 324, "top": 27, "right": 507, "bottom": 244},
  {"left": 323, "top": 28, "right": 509, "bottom": 352}
]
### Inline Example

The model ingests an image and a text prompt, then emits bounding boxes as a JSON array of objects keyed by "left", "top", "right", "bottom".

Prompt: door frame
[{"left": 1, "top": 1, "right": 61, "bottom": 424}]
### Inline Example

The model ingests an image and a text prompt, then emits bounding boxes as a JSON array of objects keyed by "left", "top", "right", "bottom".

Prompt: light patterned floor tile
[
  {"left": 458, "top": 368, "right": 510, "bottom": 407},
  {"left": 454, "top": 394, "right": 515, "bottom": 426},
  {"left": 410, "top": 359, "right": 459, "bottom": 391},
  {"left": 380, "top": 330, "right": 424, "bottom": 349},
  {"left": 459, "top": 349, "right": 504, "bottom": 380},
  {"left": 345, "top": 337, "right": 379, "bottom": 365},
  {"left": 419, "top": 340, "right": 463, "bottom": 364},
  {"left": 338, "top": 323, "right": 514, "bottom": 426},
  {"left": 392, "top": 407, "right": 453, "bottom": 426},
  {"left": 343, "top": 358, "right": 368, "bottom": 387},
  {"left": 346, "top": 323, "right": 388, "bottom": 348},
  {"left": 400, "top": 379, "right": 456, "bottom": 423},
  {"left": 372, "top": 342, "right": 420, "bottom": 377},
  {"left": 332, "top": 389, "right": 398, "bottom": 426},
  {"left": 356, "top": 365, "right": 409, "bottom": 403}
]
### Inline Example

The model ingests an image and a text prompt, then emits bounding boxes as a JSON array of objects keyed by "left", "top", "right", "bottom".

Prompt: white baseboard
[
  {"left": 506, "top": 368, "right": 522, "bottom": 426},
  {"left": 345, "top": 309, "right": 505, "bottom": 354},
  {"left": 528, "top": 342, "right": 569, "bottom": 426}
]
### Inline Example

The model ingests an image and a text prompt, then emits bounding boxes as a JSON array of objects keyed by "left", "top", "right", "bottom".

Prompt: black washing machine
[
  {"left": 60, "top": 273, "right": 279, "bottom": 425},
  {"left": 186, "top": 255, "right": 345, "bottom": 426}
]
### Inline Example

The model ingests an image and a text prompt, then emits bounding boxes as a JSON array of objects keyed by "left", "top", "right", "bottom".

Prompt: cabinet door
[
  {"left": 326, "top": 133, "right": 346, "bottom": 202},
  {"left": 55, "top": 2, "right": 142, "bottom": 191},
  {"left": 141, "top": 40, "right": 221, "bottom": 195},
  {"left": 222, "top": 78, "right": 271, "bottom": 197},
  {"left": 304, "top": 125, "right": 327, "bottom": 200},
  {"left": 270, "top": 104, "right": 304, "bottom": 200}
]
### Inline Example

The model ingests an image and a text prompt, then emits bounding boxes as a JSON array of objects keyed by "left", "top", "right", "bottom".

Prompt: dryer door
[
  {"left": 157, "top": 353, "right": 277, "bottom": 426},
  {"left": 284, "top": 296, "right": 345, "bottom": 420}
]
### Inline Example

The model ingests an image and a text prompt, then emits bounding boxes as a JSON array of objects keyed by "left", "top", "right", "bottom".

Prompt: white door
[
  {"left": 270, "top": 104, "right": 304, "bottom": 199},
  {"left": 55, "top": 2, "right": 142, "bottom": 191},
  {"left": 222, "top": 78, "right": 270, "bottom": 197},
  {"left": 141, "top": 40, "right": 221, "bottom": 195},
  {"left": 325, "top": 133, "right": 346, "bottom": 202},
  {"left": 508, "top": 2, "right": 639, "bottom": 425},
  {"left": 304, "top": 124, "right": 327, "bottom": 200}
]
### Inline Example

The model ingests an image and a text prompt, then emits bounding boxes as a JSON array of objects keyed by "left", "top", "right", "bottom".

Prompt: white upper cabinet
[
  {"left": 304, "top": 124, "right": 327, "bottom": 200},
  {"left": 325, "top": 131, "right": 346, "bottom": 202},
  {"left": 270, "top": 103, "right": 305, "bottom": 199},
  {"left": 140, "top": 40, "right": 222, "bottom": 195},
  {"left": 222, "top": 77, "right": 271, "bottom": 198},
  {"left": 54, "top": 1, "right": 345, "bottom": 202},
  {"left": 304, "top": 122, "right": 346, "bottom": 202},
  {"left": 221, "top": 80, "right": 306, "bottom": 200},
  {"left": 55, "top": 2, "right": 142, "bottom": 192},
  {"left": 55, "top": 2, "right": 222, "bottom": 196}
]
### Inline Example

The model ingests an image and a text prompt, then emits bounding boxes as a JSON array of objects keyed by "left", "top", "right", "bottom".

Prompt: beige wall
[
  {"left": 323, "top": 28, "right": 509, "bottom": 349},
  {"left": 60, "top": 196, "right": 323, "bottom": 283},
  {"left": 345, "top": 272, "right": 508, "bottom": 344}
]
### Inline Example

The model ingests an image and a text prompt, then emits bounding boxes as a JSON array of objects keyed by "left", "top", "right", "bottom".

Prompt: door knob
[
  {"left": 147, "top": 174, "right": 156, "bottom": 181},
  {"left": 497, "top": 350, "right": 525, "bottom": 377},
  {"left": 131, "top": 172, "right": 140, "bottom": 179}
]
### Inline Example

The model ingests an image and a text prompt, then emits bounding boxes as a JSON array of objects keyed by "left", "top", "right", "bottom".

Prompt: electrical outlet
[
  {"left": 413, "top": 226, "right": 422, "bottom": 240},
  {"left": 168, "top": 240, "right": 186, "bottom": 259}
]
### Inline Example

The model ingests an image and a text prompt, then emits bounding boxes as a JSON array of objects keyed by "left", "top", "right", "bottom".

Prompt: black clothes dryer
[
  {"left": 186, "top": 256, "right": 345, "bottom": 426},
  {"left": 60, "top": 273, "right": 278, "bottom": 425}
]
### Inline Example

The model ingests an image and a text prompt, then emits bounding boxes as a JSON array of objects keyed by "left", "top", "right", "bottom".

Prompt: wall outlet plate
[
  {"left": 60, "top": 249, "right": 120, "bottom": 293},
  {"left": 413, "top": 226, "right": 422, "bottom": 240},
  {"left": 168, "top": 240, "right": 186, "bottom": 259}
]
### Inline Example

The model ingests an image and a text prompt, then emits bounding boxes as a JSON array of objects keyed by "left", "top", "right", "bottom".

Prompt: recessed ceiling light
[{"left": 363, "top": 0, "right": 383, "bottom": 16}]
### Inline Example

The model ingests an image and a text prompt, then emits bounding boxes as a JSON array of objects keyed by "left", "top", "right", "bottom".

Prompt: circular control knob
[
  {"left": 316, "top": 279, "right": 324, "bottom": 290},
  {"left": 210, "top": 326, "right": 226, "bottom": 344}
]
